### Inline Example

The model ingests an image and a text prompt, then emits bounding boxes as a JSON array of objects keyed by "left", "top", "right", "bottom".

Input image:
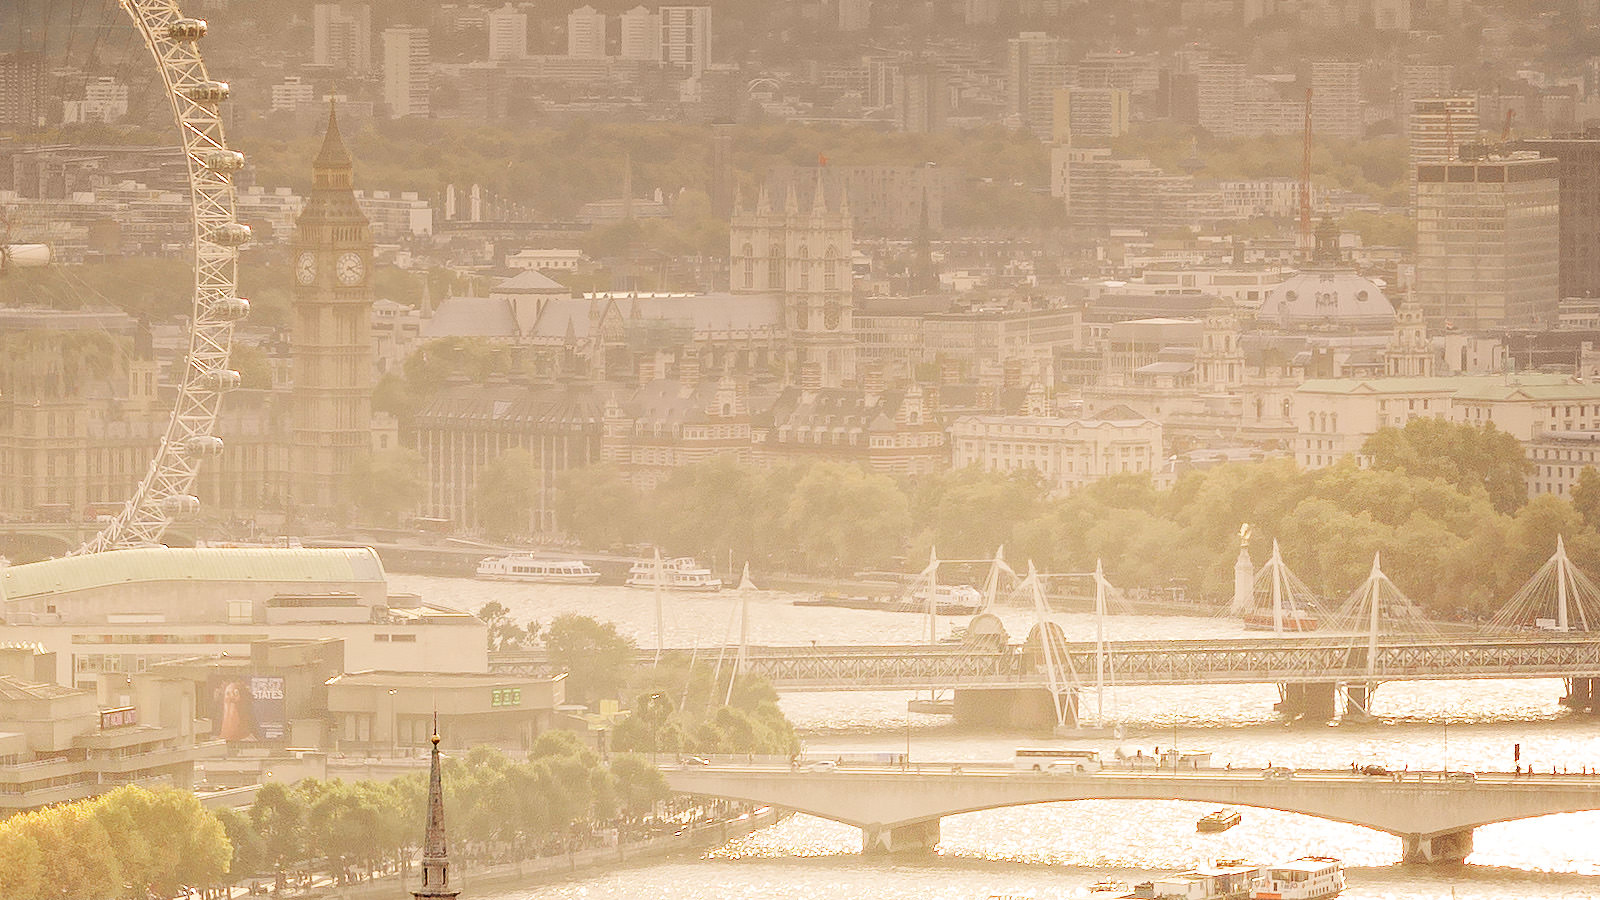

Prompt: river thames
[{"left": 392, "top": 573, "right": 1600, "bottom": 899}]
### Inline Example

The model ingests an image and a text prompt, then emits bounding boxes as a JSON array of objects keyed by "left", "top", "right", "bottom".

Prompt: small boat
[
  {"left": 626, "top": 556, "right": 723, "bottom": 591},
  {"left": 476, "top": 554, "right": 603, "bottom": 584},
  {"left": 1249, "top": 857, "right": 1343, "bottom": 900},
  {"left": 794, "top": 585, "right": 981, "bottom": 616},
  {"left": 907, "top": 583, "right": 984, "bottom": 615},
  {"left": 1197, "top": 807, "right": 1243, "bottom": 833}
]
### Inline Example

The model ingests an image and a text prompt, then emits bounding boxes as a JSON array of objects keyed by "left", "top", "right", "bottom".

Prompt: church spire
[{"left": 413, "top": 717, "right": 459, "bottom": 900}]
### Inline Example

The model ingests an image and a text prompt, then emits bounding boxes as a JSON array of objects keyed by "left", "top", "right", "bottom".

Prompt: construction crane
[{"left": 1299, "top": 87, "right": 1313, "bottom": 257}]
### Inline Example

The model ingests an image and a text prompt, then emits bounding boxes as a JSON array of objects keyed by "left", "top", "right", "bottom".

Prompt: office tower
[
  {"left": 1414, "top": 155, "right": 1559, "bottom": 329},
  {"left": 382, "top": 26, "right": 431, "bottom": 118},
  {"left": 567, "top": 5, "right": 607, "bottom": 58},
  {"left": 312, "top": 3, "right": 372, "bottom": 73},
  {"left": 487, "top": 3, "right": 528, "bottom": 61},
  {"left": 1522, "top": 135, "right": 1600, "bottom": 300},
  {"left": 619, "top": 6, "right": 660, "bottom": 61},
  {"left": 1007, "top": 32, "right": 1073, "bottom": 140},
  {"left": 0, "top": 52, "right": 46, "bottom": 130},
  {"left": 660, "top": 6, "right": 712, "bottom": 77},
  {"left": 1310, "top": 60, "right": 1362, "bottom": 140}
]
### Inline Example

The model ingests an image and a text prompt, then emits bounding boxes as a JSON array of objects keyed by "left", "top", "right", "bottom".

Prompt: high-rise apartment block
[
  {"left": 1007, "top": 32, "right": 1073, "bottom": 140},
  {"left": 487, "top": 4, "right": 528, "bottom": 61},
  {"left": 895, "top": 62, "right": 949, "bottom": 134},
  {"left": 619, "top": 6, "right": 660, "bottom": 61},
  {"left": 1414, "top": 155, "right": 1559, "bottom": 330},
  {"left": 0, "top": 52, "right": 45, "bottom": 130},
  {"left": 567, "top": 5, "right": 607, "bottom": 58},
  {"left": 1310, "top": 60, "right": 1362, "bottom": 140},
  {"left": 1195, "top": 57, "right": 1246, "bottom": 137},
  {"left": 1522, "top": 134, "right": 1600, "bottom": 301},
  {"left": 659, "top": 7, "right": 711, "bottom": 77},
  {"left": 1053, "top": 87, "right": 1131, "bottom": 142},
  {"left": 382, "top": 27, "right": 431, "bottom": 118},
  {"left": 312, "top": 3, "right": 372, "bottom": 73},
  {"left": 1410, "top": 96, "right": 1479, "bottom": 167}
]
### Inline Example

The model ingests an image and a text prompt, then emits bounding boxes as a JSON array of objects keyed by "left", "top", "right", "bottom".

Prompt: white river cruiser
[
  {"left": 626, "top": 556, "right": 724, "bottom": 591},
  {"left": 476, "top": 554, "right": 603, "bottom": 584}
]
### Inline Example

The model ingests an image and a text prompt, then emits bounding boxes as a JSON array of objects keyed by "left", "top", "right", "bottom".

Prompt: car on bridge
[
  {"left": 1262, "top": 766, "right": 1294, "bottom": 779},
  {"left": 805, "top": 760, "right": 838, "bottom": 772},
  {"left": 1445, "top": 771, "right": 1476, "bottom": 783},
  {"left": 1360, "top": 764, "right": 1392, "bottom": 777}
]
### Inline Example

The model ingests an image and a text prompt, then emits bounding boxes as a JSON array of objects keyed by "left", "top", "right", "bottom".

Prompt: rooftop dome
[
  {"left": 1259, "top": 215, "right": 1394, "bottom": 328},
  {"left": 1259, "top": 270, "right": 1394, "bottom": 328}
]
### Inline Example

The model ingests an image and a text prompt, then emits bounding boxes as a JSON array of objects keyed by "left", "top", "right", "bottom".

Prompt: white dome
[{"left": 1259, "top": 270, "right": 1393, "bottom": 328}]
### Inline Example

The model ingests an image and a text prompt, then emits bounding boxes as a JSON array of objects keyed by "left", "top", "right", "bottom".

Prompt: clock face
[
  {"left": 295, "top": 251, "right": 316, "bottom": 285},
  {"left": 336, "top": 252, "right": 365, "bottom": 286}
]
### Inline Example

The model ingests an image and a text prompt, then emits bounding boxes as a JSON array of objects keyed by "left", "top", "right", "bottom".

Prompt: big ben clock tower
[{"left": 290, "top": 104, "right": 373, "bottom": 516}]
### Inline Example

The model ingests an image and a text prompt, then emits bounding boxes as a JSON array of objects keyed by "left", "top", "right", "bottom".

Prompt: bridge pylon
[{"left": 1488, "top": 536, "right": 1600, "bottom": 712}]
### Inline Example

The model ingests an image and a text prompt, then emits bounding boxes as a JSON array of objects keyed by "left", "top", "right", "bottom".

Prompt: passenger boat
[
  {"left": 1249, "top": 857, "right": 1344, "bottom": 900},
  {"left": 1241, "top": 609, "right": 1318, "bottom": 632},
  {"left": 1197, "top": 807, "right": 1243, "bottom": 832},
  {"left": 626, "top": 556, "right": 723, "bottom": 591},
  {"left": 907, "top": 583, "right": 984, "bottom": 615},
  {"left": 476, "top": 554, "right": 603, "bottom": 584}
]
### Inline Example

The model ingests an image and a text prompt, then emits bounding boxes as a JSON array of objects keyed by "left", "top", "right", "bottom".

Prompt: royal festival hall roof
[{"left": 0, "top": 546, "right": 385, "bottom": 606}]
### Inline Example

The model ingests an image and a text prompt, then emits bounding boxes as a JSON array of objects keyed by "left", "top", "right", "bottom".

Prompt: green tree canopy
[
  {"left": 546, "top": 613, "right": 637, "bottom": 706},
  {"left": 1362, "top": 418, "right": 1532, "bottom": 514},
  {"left": 349, "top": 448, "right": 426, "bottom": 527}
]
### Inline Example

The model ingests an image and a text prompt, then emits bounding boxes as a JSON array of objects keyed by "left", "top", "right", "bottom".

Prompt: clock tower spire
[{"left": 291, "top": 103, "right": 374, "bottom": 517}]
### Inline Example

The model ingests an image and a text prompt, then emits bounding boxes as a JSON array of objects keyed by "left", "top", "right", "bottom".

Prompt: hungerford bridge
[
  {"left": 663, "top": 762, "right": 1600, "bottom": 862},
  {"left": 493, "top": 539, "right": 1600, "bottom": 728}
]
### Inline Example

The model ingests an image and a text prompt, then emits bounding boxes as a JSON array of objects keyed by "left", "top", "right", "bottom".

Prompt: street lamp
[{"left": 646, "top": 692, "right": 668, "bottom": 764}]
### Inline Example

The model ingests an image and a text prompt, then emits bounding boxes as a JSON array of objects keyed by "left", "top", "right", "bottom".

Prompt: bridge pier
[
  {"left": 1342, "top": 684, "right": 1374, "bottom": 722},
  {"left": 1401, "top": 828, "right": 1474, "bottom": 864},
  {"left": 862, "top": 819, "right": 940, "bottom": 855},
  {"left": 1562, "top": 677, "right": 1597, "bottom": 712},
  {"left": 954, "top": 688, "right": 1072, "bottom": 730},
  {"left": 1276, "top": 682, "right": 1338, "bottom": 721}
]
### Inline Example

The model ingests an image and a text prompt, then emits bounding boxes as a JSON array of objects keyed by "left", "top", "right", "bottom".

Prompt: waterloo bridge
[{"left": 662, "top": 762, "right": 1600, "bottom": 863}]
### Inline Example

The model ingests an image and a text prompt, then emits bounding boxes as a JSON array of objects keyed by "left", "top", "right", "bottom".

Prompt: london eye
[{"left": 62, "top": 1, "right": 250, "bottom": 552}]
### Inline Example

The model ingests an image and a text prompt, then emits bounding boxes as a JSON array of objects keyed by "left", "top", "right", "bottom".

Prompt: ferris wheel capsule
[
  {"left": 198, "top": 368, "right": 241, "bottom": 392},
  {"left": 207, "top": 296, "right": 250, "bottom": 321},
  {"left": 187, "top": 81, "right": 230, "bottom": 103},
  {"left": 181, "top": 435, "right": 225, "bottom": 457},
  {"left": 167, "top": 19, "right": 208, "bottom": 41},
  {"left": 203, "top": 149, "right": 245, "bottom": 173},
  {"left": 161, "top": 494, "right": 202, "bottom": 516},
  {"left": 207, "top": 223, "right": 251, "bottom": 246}
]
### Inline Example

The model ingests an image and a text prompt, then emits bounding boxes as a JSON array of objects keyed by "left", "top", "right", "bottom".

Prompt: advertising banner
[{"left": 209, "top": 674, "right": 287, "bottom": 742}]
